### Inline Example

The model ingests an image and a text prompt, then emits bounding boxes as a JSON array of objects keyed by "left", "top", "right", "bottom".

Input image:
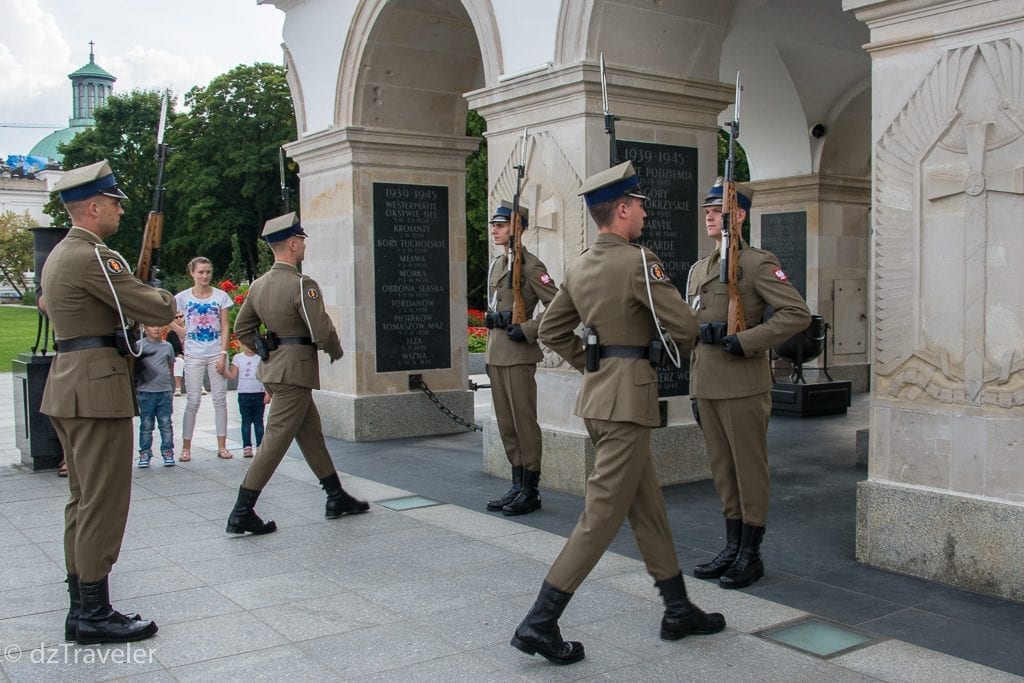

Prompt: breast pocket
[{"left": 87, "top": 359, "right": 130, "bottom": 413}]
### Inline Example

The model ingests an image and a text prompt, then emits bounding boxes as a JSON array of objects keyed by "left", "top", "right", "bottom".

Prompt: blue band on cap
[
  {"left": 490, "top": 205, "right": 528, "bottom": 228},
  {"left": 264, "top": 224, "right": 306, "bottom": 243},
  {"left": 583, "top": 175, "right": 641, "bottom": 207},
  {"left": 703, "top": 185, "right": 751, "bottom": 211},
  {"left": 59, "top": 173, "right": 120, "bottom": 203}
]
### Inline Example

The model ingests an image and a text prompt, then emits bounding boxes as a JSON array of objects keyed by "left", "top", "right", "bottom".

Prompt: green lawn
[{"left": 0, "top": 306, "right": 43, "bottom": 371}]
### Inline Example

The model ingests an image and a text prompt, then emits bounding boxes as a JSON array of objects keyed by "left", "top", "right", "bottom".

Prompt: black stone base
[
  {"left": 12, "top": 353, "right": 63, "bottom": 471},
  {"left": 771, "top": 381, "right": 852, "bottom": 417}
]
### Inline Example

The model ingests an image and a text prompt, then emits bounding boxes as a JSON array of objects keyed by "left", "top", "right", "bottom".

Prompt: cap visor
[
  {"left": 101, "top": 187, "right": 129, "bottom": 200},
  {"left": 627, "top": 191, "right": 649, "bottom": 201}
]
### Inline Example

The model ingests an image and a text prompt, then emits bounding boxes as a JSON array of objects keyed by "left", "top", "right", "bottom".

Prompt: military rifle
[
  {"left": 135, "top": 89, "right": 170, "bottom": 285},
  {"left": 508, "top": 127, "right": 529, "bottom": 324},
  {"left": 720, "top": 73, "right": 746, "bottom": 335},
  {"left": 599, "top": 52, "right": 619, "bottom": 166},
  {"left": 279, "top": 146, "right": 289, "bottom": 212}
]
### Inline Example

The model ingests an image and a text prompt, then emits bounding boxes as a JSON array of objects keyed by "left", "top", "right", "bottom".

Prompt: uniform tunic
[
  {"left": 233, "top": 262, "right": 343, "bottom": 490},
  {"left": 539, "top": 232, "right": 699, "bottom": 591},
  {"left": 484, "top": 248, "right": 558, "bottom": 472},
  {"left": 41, "top": 226, "right": 176, "bottom": 582},
  {"left": 687, "top": 246, "right": 810, "bottom": 526}
]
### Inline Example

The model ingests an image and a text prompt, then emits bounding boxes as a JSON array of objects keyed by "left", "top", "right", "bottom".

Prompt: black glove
[
  {"left": 691, "top": 399, "right": 702, "bottom": 429},
  {"left": 506, "top": 324, "right": 527, "bottom": 343},
  {"left": 720, "top": 334, "right": 745, "bottom": 357}
]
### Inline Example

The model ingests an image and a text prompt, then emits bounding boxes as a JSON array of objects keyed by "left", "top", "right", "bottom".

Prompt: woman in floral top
[{"left": 174, "top": 257, "right": 234, "bottom": 460}]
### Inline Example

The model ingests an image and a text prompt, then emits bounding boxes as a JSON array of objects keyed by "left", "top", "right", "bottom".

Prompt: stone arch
[
  {"left": 335, "top": 0, "right": 500, "bottom": 130},
  {"left": 815, "top": 78, "right": 871, "bottom": 176}
]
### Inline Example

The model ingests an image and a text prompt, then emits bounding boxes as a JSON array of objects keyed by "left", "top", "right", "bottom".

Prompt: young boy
[
  {"left": 222, "top": 346, "right": 268, "bottom": 458},
  {"left": 137, "top": 325, "right": 177, "bottom": 467}
]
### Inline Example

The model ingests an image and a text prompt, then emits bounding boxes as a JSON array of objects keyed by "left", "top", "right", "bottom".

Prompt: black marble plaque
[
  {"left": 617, "top": 139, "right": 699, "bottom": 397},
  {"left": 373, "top": 182, "right": 451, "bottom": 372},
  {"left": 760, "top": 211, "right": 807, "bottom": 299}
]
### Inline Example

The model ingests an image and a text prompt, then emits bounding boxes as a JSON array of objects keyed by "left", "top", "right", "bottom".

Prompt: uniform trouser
[
  {"left": 487, "top": 363, "right": 542, "bottom": 471},
  {"left": 182, "top": 354, "right": 228, "bottom": 439},
  {"left": 52, "top": 416, "right": 133, "bottom": 582},
  {"left": 546, "top": 419, "right": 679, "bottom": 592},
  {"left": 242, "top": 383, "right": 336, "bottom": 491},
  {"left": 696, "top": 392, "right": 772, "bottom": 527}
]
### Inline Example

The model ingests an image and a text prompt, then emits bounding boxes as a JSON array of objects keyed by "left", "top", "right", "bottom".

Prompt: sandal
[
  {"left": 179, "top": 449, "right": 191, "bottom": 462},
  {"left": 57, "top": 460, "right": 68, "bottom": 477},
  {"left": 217, "top": 449, "right": 234, "bottom": 459}
]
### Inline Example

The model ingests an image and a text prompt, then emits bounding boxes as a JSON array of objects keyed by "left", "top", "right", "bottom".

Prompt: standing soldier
[
  {"left": 43, "top": 160, "right": 175, "bottom": 644},
  {"left": 226, "top": 212, "right": 369, "bottom": 535},
  {"left": 687, "top": 178, "right": 810, "bottom": 588},
  {"left": 512, "top": 162, "right": 725, "bottom": 665},
  {"left": 484, "top": 201, "right": 558, "bottom": 516}
]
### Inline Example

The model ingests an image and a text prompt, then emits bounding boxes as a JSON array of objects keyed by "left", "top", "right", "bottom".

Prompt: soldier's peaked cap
[
  {"left": 578, "top": 160, "right": 648, "bottom": 208},
  {"left": 490, "top": 200, "right": 529, "bottom": 229},
  {"left": 702, "top": 176, "right": 754, "bottom": 212},
  {"left": 262, "top": 212, "right": 307, "bottom": 243},
  {"left": 53, "top": 159, "right": 128, "bottom": 203}
]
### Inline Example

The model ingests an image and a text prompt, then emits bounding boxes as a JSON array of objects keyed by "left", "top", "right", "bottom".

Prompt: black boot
[
  {"left": 655, "top": 572, "right": 726, "bottom": 640},
  {"left": 511, "top": 581, "right": 585, "bottom": 665},
  {"left": 321, "top": 473, "right": 370, "bottom": 518},
  {"left": 503, "top": 469, "right": 541, "bottom": 516},
  {"left": 486, "top": 465, "right": 523, "bottom": 511},
  {"left": 66, "top": 575, "right": 141, "bottom": 640},
  {"left": 226, "top": 486, "right": 277, "bottom": 534},
  {"left": 76, "top": 576, "right": 158, "bottom": 645},
  {"left": 719, "top": 523, "right": 766, "bottom": 589},
  {"left": 693, "top": 517, "right": 743, "bottom": 579}
]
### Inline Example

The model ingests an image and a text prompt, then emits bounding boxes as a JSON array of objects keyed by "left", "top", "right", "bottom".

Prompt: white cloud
[
  {"left": 105, "top": 46, "right": 220, "bottom": 100},
  {"left": 0, "top": 0, "right": 71, "bottom": 98}
]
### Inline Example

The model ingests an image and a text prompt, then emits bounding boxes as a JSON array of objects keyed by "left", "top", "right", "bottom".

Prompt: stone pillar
[
  {"left": 286, "top": 127, "right": 480, "bottom": 441},
  {"left": 467, "top": 63, "right": 732, "bottom": 495},
  {"left": 750, "top": 173, "right": 871, "bottom": 391},
  {"left": 845, "top": 0, "right": 1024, "bottom": 601}
]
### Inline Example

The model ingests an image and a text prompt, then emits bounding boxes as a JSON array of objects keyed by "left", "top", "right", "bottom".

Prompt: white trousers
[{"left": 181, "top": 354, "right": 228, "bottom": 439}]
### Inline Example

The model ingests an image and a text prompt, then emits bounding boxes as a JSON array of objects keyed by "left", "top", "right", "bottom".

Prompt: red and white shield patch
[
  {"left": 773, "top": 268, "right": 788, "bottom": 282},
  {"left": 106, "top": 258, "right": 125, "bottom": 274},
  {"left": 538, "top": 272, "right": 553, "bottom": 285}
]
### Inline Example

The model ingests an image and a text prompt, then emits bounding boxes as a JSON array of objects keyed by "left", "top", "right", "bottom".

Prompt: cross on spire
[{"left": 89, "top": 41, "right": 95, "bottom": 62}]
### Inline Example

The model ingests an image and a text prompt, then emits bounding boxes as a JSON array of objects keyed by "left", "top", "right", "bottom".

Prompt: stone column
[
  {"left": 845, "top": 0, "right": 1024, "bottom": 601},
  {"left": 750, "top": 173, "right": 871, "bottom": 390},
  {"left": 467, "top": 62, "right": 733, "bottom": 495},
  {"left": 286, "top": 127, "right": 480, "bottom": 441}
]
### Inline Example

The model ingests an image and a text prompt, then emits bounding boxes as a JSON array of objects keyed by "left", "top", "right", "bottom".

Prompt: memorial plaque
[
  {"left": 373, "top": 182, "right": 451, "bottom": 372},
  {"left": 617, "top": 140, "right": 699, "bottom": 397},
  {"left": 761, "top": 211, "right": 807, "bottom": 299}
]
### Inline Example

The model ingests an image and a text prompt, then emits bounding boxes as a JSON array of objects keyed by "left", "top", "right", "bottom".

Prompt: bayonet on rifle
[
  {"left": 599, "top": 52, "right": 619, "bottom": 166},
  {"left": 509, "top": 127, "right": 529, "bottom": 324},
  {"left": 720, "top": 73, "right": 746, "bottom": 334},
  {"left": 135, "top": 89, "right": 171, "bottom": 284},
  {"left": 279, "top": 146, "right": 289, "bottom": 212}
]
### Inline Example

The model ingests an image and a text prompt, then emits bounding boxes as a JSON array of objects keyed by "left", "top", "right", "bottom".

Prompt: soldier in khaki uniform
[
  {"left": 511, "top": 162, "right": 725, "bottom": 665},
  {"left": 484, "top": 202, "right": 558, "bottom": 516},
  {"left": 687, "top": 179, "right": 810, "bottom": 588},
  {"left": 226, "top": 212, "right": 368, "bottom": 535},
  {"left": 42, "top": 160, "right": 174, "bottom": 644}
]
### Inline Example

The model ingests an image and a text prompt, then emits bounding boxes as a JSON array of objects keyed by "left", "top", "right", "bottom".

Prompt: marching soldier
[
  {"left": 687, "top": 178, "right": 810, "bottom": 588},
  {"left": 226, "top": 212, "right": 368, "bottom": 535},
  {"left": 43, "top": 160, "right": 175, "bottom": 644},
  {"left": 484, "top": 201, "right": 558, "bottom": 516},
  {"left": 512, "top": 161, "right": 725, "bottom": 665}
]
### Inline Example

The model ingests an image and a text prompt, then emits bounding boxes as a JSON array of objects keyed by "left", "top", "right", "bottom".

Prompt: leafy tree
[
  {"left": 164, "top": 63, "right": 297, "bottom": 282},
  {"left": 0, "top": 210, "right": 36, "bottom": 296},
  {"left": 465, "top": 110, "right": 488, "bottom": 308},
  {"left": 717, "top": 128, "right": 750, "bottom": 181},
  {"left": 44, "top": 90, "right": 177, "bottom": 267}
]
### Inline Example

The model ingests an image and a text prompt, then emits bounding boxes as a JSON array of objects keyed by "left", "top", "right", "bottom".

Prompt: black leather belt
[
  {"left": 277, "top": 336, "right": 313, "bottom": 346},
  {"left": 56, "top": 336, "right": 117, "bottom": 353},
  {"left": 599, "top": 345, "right": 649, "bottom": 359},
  {"left": 698, "top": 322, "right": 728, "bottom": 344}
]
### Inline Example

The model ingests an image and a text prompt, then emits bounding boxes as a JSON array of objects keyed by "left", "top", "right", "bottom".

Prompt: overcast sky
[{"left": 0, "top": 0, "right": 286, "bottom": 156}]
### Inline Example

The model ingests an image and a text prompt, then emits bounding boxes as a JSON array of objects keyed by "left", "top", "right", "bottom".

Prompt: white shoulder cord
[
  {"left": 298, "top": 275, "right": 316, "bottom": 344},
  {"left": 486, "top": 256, "right": 499, "bottom": 310},
  {"left": 640, "top": 248, "right": 682, "bottom": 369},
  {"left": 684, "top": 262, "right": 700, "bottom": 309},
  {"left": 94, "top": 245, "right": 144, "bottom": 359}
]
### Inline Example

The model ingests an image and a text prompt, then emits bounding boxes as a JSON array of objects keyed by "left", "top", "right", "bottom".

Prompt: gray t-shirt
[{"left": 136, "top": 338, "right": 175, "bottom": 393}]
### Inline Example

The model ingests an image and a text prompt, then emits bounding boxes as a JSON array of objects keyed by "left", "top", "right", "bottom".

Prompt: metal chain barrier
[{"left": 411, "top": 376, "right": 482, "bottom": 432}]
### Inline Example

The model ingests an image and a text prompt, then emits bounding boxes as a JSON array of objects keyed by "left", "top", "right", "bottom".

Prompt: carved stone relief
[
  {"left": 875, "top": 39, "right": 1024, "bottom": 408},
  {"left": 489, "top": 131, "right": 585, "bottom": 369}
]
